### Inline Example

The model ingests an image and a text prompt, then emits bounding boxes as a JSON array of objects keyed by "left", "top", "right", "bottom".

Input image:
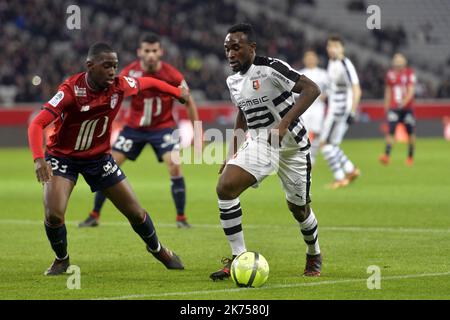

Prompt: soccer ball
[{"left": 230, "top": 251, "right": 269, "bottom": 288}]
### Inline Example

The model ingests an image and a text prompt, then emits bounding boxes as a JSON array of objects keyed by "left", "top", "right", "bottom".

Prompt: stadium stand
[{"left": 0, "top": 0, "right": 448, "bottom": 105}]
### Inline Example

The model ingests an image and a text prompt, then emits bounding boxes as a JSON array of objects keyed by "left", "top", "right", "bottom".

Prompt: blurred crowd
[{"left": 0, "top": 0, "right": 447, "bottom": 106}]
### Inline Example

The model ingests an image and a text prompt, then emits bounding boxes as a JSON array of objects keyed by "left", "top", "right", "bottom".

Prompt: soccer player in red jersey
[
  {"left": 379, "top": 53, "right": 416, "bottom": 166},
  {"left": 28, "top": 43, "right": 190, "bottom": 275},
  {"left": 79, "top": 34, "right": 199, "bottom": 229}
]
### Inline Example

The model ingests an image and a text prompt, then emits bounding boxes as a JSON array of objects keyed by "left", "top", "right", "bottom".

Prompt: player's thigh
[
  {"left": 81, "top": 154, "right": 127, "bottom": 193},
  {"left": 321, "top": 117, "right": 347, "bottom": 146},
  {"left": 387, "top": 109, "right": 400, "bottom": 135},
  {"left": 102, "top": 179, "right": 145, "bottom": 223},
  {"left": 217, "top": 164, "right": 257, "bottom": 199},
  {"left": 402, "top": 110, "right": 416, "bottom": 136},
  {"left": 277, "top": 150, "right": 312, "bottom": 208},
  {"left": 43, "top": 176, "right": 75, "bottom": 223},
  {"left": 220, "top": 137, "right": 276, "bottom": 198},
  {"left": 150, "top": 128, "right": 180, "bottom": 163},
  {"left": 112, "top": 127, "right": 146, "bottom": 161}
]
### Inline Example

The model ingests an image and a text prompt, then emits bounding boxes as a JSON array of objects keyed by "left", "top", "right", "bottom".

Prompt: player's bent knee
[
  {"left": 216, "top": 180, "right": 239, "bottom": 200},
  {"left": 45, "top": 212, "right": 65, "bottom": 226}
]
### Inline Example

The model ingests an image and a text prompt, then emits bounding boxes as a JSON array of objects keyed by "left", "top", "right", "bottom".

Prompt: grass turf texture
[{"left": 0, "top": 138, "right": 449, "bottom": 300}]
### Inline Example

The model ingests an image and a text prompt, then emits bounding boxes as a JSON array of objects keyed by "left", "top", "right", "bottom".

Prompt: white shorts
[
  {"left": 320, "top": 113, "right": 349, "bottom": 146},
  {"left": 227, "top": 136, "right": 312, "bottom": 206},
  {"left": 302, "top": 105, "right": 325, "bottom": 134}
]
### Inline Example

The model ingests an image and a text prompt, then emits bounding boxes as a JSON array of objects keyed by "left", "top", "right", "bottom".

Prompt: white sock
[
  {"left": 218, "top": 198, "right": 246, "bottom": 256},
  {"left": 299, "top": 209, "right": 320, "bottom": 255}
]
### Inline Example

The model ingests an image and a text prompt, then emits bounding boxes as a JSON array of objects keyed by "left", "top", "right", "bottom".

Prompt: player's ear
[{"left": 86, "top": 60, "right": 95, "bottom": 72}]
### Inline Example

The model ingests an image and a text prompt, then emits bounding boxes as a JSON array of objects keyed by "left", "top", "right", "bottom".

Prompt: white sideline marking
[
  {"left": 0, "top": 219, "right": 449, "bottom": 234},
  {"left": 93, "top": 272, "right": 450, "bottom": 300}
]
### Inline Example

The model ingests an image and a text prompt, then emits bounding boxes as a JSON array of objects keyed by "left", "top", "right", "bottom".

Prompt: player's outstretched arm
[
  {"left": 28, "top": 109, "right": 55, "bottom": 183},
  {"left": 133, "top": 77, "right": 190, "bottom": 103},
  {"left": 271, "top": 75, "right": 320, "bottom": 144}
]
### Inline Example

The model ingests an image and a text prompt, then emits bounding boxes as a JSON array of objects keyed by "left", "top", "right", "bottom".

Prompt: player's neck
[
  {"left": 142, "top": 61, "right": 162, "bottom": 74},
  {"left": 85, "top": 73, "right": 105, "bottom": 92},
  {"left": 240, "top": 55, "right": 255, "bottom": 75}
]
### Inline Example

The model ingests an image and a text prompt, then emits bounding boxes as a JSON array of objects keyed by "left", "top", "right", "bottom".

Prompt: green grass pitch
[{"left": 0, "top": 138, "right": 449, "bottom": 300}]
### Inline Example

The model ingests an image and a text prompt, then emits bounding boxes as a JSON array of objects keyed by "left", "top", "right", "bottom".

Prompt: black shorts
[
  {"left": 387, "top": 108, "right": 415, "bottom": 135},
  {"left": 45, "top": 153, "right": 126, "bottom": 192},
  {"left": 112, "top": 126, "right": 180, "bottom": 162}
]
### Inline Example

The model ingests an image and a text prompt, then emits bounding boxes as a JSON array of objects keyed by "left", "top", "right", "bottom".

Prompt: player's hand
[
  {"left": 34, "top": 158, "right": 53, "bottom": 184},
  {"left": 346, "top": 113, "right": 355, "bottom": 125},
  {"left": 178, "top": 86, "right": 190, "bottom": 104},
  {"left": 268, "top": 126, "right": 286, "bottom": 147}
]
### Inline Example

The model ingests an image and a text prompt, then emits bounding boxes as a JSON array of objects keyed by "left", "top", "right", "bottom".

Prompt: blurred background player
[
  {"left": 297, "top": 50, "right": 329, "bottom": 165},
  {"left": 79, "top": 33, "right": 200, "bottom": 228},
  {"left": 320, "top": 36, "right": 361, "bottom": 189},
  {"left": 28, "top": 43, "right": 188, "bottom": 275},
  {"left": 379, "top": 53, "right": 416, "bottom": 166}
]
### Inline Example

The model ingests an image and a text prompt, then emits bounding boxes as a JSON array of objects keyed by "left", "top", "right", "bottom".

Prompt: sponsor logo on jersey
[
  {"left": 110, "top": 93, "right": 118, "bottom": 109},
  {"left": 80, "top": 105, "right": 90, "bottom": 112},
  {"left": 252, "top": 80, "right": 260, "bottom": 90},
  {"left": 49, "top": 91, "right": 64, "bottom": 107},
  {"left": 237, "top": 95, "right": 269, "bottom": 108},
  {"left": 74, "top": 86, "right": 87, "bottom": 97}
]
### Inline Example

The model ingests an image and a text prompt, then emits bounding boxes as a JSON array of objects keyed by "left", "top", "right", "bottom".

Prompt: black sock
[
  {"left": 170, "top": 177, "right": 186, "bottom": 216},
  {"left": 44, "top": 222, "right": 68, "bottom": 260},
  {"left": 93, "top": 191, "right": 107, "bottom": 214},
  {"left": 131, "top": 212, "right": 160, "bottom": 251},
  {"left": 408, "top": 144, "right": 414, "bottom": 158},
  {"left": 385, "top": 143, "right": 392, "bottom": 156}
]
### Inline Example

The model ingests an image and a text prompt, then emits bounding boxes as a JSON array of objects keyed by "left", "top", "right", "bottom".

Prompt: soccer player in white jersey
[
  {"left": 320, "top": 36, "right": 361, "bottom": 189},
  {"left": 210, "top": 23, "right": 323, "bottom": 281},
  {"left": 298, "top": 50, "right": 329, "bottom": 165}
]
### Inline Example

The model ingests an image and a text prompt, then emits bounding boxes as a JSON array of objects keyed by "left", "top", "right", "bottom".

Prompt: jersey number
[
  {"left": 139, "top": 97, "right": 162, "bottom": 126},
  {"left": 114, "top": 136, "right": 133, "bottom": 153},
  {"left": 74, "top": 116, "right": 109, "bottom": 151}
]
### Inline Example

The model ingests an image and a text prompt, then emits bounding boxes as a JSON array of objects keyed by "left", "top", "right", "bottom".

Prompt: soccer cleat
[
  {"left": 210, "top": 257, "right": 233, "bottom": 281},
  {"left": 379, "top": 154, "right": 390, "bottom": 166},
  {"left": 176, "top": 216, "right": 192, "bottom": 229},
  {"left": 78, "top": 213, "right": 99, "bottom": 228},
  {"left": 326, "top": 178, "right": 349, "bottom": 190},
  {"left": 346, "top": 167, "right": 361, "bottom": 182},
  {"left": 44, "top": 256, "right": 70, "bottom": 276},
  {"left": 147, "top": 245, "right": 184, "bottom": 270},
  {"left": 405, "top": 157, "right": 414, "bottom": 166},
  {"left": 303, "top": 253, "right": 322, "bottom": 277}
]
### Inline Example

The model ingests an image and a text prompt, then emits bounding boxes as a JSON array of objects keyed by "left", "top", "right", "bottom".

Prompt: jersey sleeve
[
  {"left": 342, "top": 59, "right": 359, "bottom": 86},
  {"left": 42, "top": 84, "right": 75, "bottom": 117},
  {"left": 118, "top": 76, "right": 140, "bottom": 97},
  {"left": 267, "top": 59, "right": 301, "bottom": 92}
]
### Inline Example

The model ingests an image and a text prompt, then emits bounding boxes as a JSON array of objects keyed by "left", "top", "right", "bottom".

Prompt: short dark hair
[
  {"left": 328, "top": 35, "right": 344, "bottom": 45},
  {"left": 227, "top": 23, "right": 255, "bottom": 43},
  {"left": 139, "top": 32, "right": 161, "bottom": 45},
  {"left": 87, "top": 42, "right": 114, "bottom": 60}
]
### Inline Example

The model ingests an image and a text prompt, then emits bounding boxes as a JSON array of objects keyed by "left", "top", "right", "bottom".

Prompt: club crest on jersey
[
  {"left": 110, "top": 93, "right": 118, "bottom": 109},
  {"left": 253, "top": 80, "right": 260, "bottom": 90}
]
